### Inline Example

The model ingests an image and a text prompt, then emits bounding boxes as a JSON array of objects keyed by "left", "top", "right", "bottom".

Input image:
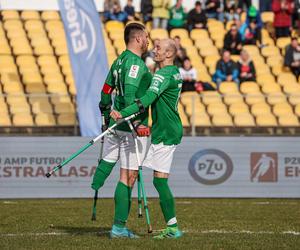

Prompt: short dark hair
[
  {"left": 174, "top": 35, "right": 180, "bottom": 40},
  {"left": 124, "top": 22, "right": 145, "bottom": 45},
  {"left": 195, "top": 1, "right": 201, "bottom": 6}
]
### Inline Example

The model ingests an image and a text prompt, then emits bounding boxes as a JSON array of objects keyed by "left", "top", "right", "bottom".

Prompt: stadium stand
[{"left": 0, "top": 8, "right": 299, "bottom": 135}]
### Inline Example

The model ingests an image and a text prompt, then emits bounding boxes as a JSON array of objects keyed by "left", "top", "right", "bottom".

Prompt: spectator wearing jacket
[
  {"left": 152, "top": 0, "right": 171, "bottom": 29},
  {"left": 205, "top": 0, "right": 224, "bottom": 21},
  {"left": 141, "top": 0, "right": 153, "bottom": 23},
  {"left": 224, "top": 0, "right": 240, "bottom": 21},
  {"left": 106, "top": 2, "right": 127, "bottom": 22},
  {"left": 237, "top": 50, "right": 256, "bottom": 83},
  {"left": 168, "top": 0, "right": 187, "bottom": 30},
  {"left": 223, "top": 24, "right": 243, "bottom": 55},
  {"left": 272, "top": 0, "right": 295, "bottom": 38},
  {"left": 284, "top": 37, "right": 300, "bottom": 77},
  {"left": 213, "top": 50, "right": 239, "bottom": 87},
  {"left": 187, "top": 1, "right": 207, "bottom": 31}
]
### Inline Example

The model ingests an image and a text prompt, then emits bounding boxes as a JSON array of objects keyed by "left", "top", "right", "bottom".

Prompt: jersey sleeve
[
  {"left": 104, "top": 66, "right": 115, "bottom": 87},
  {"left": 148, "top": 72, "right": 170, "bottom": 96}
]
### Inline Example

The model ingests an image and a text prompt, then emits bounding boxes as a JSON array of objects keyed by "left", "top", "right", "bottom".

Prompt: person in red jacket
[{"left": 272, "top": 0, "right": 295, "bottom": 38}]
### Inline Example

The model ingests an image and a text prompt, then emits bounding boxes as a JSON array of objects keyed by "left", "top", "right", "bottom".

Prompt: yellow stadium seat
[
  {"left": 2, "top": 10, "right": 20, "bottom": 20},
  {"left": 277, "top": 73, "right": 297, "bottom": 86},
  {"left": 267, "top": 93, "right": 287, "bottom": 105},
  {"left": 54, "top": 44, "right": 69, "bottom": 55},
  {"left": 23, "top": 72, "right": 43, "bottom": 84},
  {"left": 35, "top": 113, "right": 56, "bottom": 126},
  {"left": 278, "top": 114, "right": 299, "bottom": 126},
  {"left": 272, "top": 65, "right": 285, "bottom": 76},
  {"left": 283, "top": 83, "right": 300, "bottom": 95},
  {"left": 229, "top": 102, "right": 249, "bottom": 116},
  {"left": 41, "top": 11, "right": 60, "bottom": 21},
  {"left": 190, "top": 29, "right": 209, "bottom": 40},
  {"left": 261, "top": 12, "right": 274, "bottom": 23},
  {"left": 0, "top": 102, "right": 9, "bottom": 114},
  {"left": 150, "top": 28, "right": 169, "bottom": 40},
  {"left": 25, "top": 84, "right": 46, "bottom": 94},
  {"left": 57, "top": 113, "right": 76, "bottom": 126},
  {"left": 219, "top": 82, "right": 239, "bottom": 94},
  {"left": 21, "top": 11, "right": 40, "bottom": 20},
  {"left": 32, "top": 101, "right": 53, "bottom": 114},
  {"left": 295, "top": 104, "right": 300, "bottom": 116},
  {"left": 194, "top": 112, "right": 211, "bottom": 126},
  {"left": 234, "top": 113, "right": 256, "bottom": 126},
  {"left": 3, "top": 82, "right": 23, "bottom": 94},
  {"left": 105, "top": 21, "right": 124, "bottom": 31},
  {"left": 0, "top": 114, "right": 11, "bottom": 126},
  {"left": 223, "top": 93, "right": 244, "bottom": 105},
  {"left": 44, "top": 74, "right": 64, "bottom": 85},
  {"left": 240, "top": 82, "right": 261, "bottom": 94},
  {"left": 276, "top": 37, "right": 291, "bottom": 50},
  {"left": 243, "top": 45, "right": 260, "bottom": 55},
  {"left": 54, "top": 103, "right": 75, "bottom": 114},
  {"left": 289, "top": 94, "right": 300, "bottom": 105},
  {"left": 255, "top": 65, "right": 271, "bottom": 75},
  {"left": 170, "top": 28, "right": 189, "bottom": 39},
  {"left": 204, "top": 55, "right": 220, "bottom": 68},
  {"left": 212, "top": 114, "right": 233, "bottom": 126},
  {"left": 261, "top": 83, "right": 282, "bottom": 94},
  {"left": 256, "top": 114, "right": 277, "bottom": 126},
  {"left": 13, "top": 44, "right": 33, "bottom": 55},
  {"left": 201, "top": 91, "right": 222, "bottom": 105},
  {"left": 194, "top": 38, "right": 214, "bottom": 49},
  {"left": 245, "top": 93, "right": 265, "bottom": 105},
  {"left": 256, "top": 74, "right": 276, "bottom": 86},
  {"left": 9, "top": 102, "right": 31, "bottom": 114},
  {"left": 251, "top": 102, "right": 272, "bottom": 116},
  {"left": 199, "top": 46, "right": 219, "bottom": 57},
  {"left": 261, "top": 46, "right": 280, "bottom": 57},
  {"left": 109, "top": 31, "right": 124, "bottom": 41},
  {"left": 207, "top": 103, "right": 227, "bottom": 116},
  {"left": 273, "top": 102, "right": 294, "bottom": 117},
  {"left": 180, "top": 38, "right": 193, "bottom": 48},
  {"left": 51, "top": 95, "right": 72, "bottom": 105},
  {"left": 266, "top": 55, "right": 283, "bottom": 67},
  {"left": 47, "top": 84, "right": 68, "bottom": 94},
  {"left": 13, "top": 113, "right": 34, "bottom": 126},
  {"left": 6, "top": 95, "right": 27, "bottom": 106}
]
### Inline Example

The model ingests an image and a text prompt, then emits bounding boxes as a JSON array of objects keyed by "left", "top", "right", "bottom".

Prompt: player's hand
[
  {"left": 136, "top": 124, "right": 150, "bottom": 137},
  {"left": 110, "top": 110, "right": 123, "bottom": 121}
]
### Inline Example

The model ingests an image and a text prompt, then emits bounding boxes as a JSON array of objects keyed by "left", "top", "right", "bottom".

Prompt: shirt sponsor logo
[{"left": 129, "top": 65, "right": 139, "bottom": 78}]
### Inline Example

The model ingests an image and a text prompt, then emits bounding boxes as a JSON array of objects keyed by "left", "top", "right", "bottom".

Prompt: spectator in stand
[
  {"left": 294, "top": 0, "right": 300, "bottom": 30},
  {"left": 105, "top": 2, "right": 127, "bottom": 22},
  {"left": 237, "top": 50, "right": 256, "bottom": 83},
  {"left": 179, "top": 57, "right": 198, "bottom": 92},
  {"left": 124, "top": 0, "right": 136, "bottom": 21},
  {"left": 187, "top": 1, "right": 207, "bottom": 31},
  {"left": 272, "top": 0, "right": 295, "bottom": 38},
  {"left": 168, "top": 0, "right": 187, "bottom": 30},
  {"left": 205, "top": 0, "right": 224, "bottom": 21},
  {"left": 152, "top": 0, "right": 171, "bottom": 29},
  {"left": 103, "top": 0, "right": 120, "bottom": 22},
  {"left": 284, "top": 37, "right": 300, "bottom": 78},
  {"left": 174, "top": 36, "right": 187, "bottom": 67},
  {"left": 141, "top": 0, "right": 153, "bottom": 23},
  {"left": 244, "top": 6, "right": 263, "bottom": 30},
  {"left": 224, "top": 0, "right": 240, "bottom": 21},
  {"left": 224, "top": 24, "right": 243, "bottom": 55},
  {"left": 237, "top": 0, "right": 251, "bottom": 14},
  {"left": 143, "top": 39, "right": 160, "bottom": 73},
  {"left": 260, "top": 0, "right": 273, "bottom": 12},
  {"left": 213, "top": 50, "right": 239, "bottom": 87}
]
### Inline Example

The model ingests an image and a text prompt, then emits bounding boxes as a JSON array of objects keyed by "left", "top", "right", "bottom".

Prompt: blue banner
[{"left": 58, "top": 0, "right": 108, "bottom": 136}]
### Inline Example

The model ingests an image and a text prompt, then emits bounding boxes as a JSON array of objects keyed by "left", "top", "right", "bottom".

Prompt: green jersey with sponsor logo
[
  {"left": 104, "top": 50, "right": 152, "bottom": 131},
  {"left": 149, "top": 65, "right": 183, "bottom": 145}
]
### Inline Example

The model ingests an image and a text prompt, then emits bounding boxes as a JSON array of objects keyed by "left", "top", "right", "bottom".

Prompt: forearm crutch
[
  {"left": 45, "top": 113, "right": 139, "bottom": 178},
  {"left": 127, "top": 121, "right": 152, "bottom": 233}
]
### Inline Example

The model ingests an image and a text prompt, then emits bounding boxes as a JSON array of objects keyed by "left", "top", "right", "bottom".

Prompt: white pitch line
[{"left": 1, "top": 230, "right": 299, "bottom": 237}]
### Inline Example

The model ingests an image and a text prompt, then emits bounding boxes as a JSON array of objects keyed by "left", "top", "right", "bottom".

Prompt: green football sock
[
  {"left": 113, "top": 181, "right": 132, "bottom": 228},
  {"left": 91, "top": 160, "right": 115, "bottom": 191},
  {"left": 153, "top": 177, "right": 177, "bottom": 228}
]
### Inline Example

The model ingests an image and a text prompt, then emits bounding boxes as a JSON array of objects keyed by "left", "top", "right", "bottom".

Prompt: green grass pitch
[{"left": 0, "top": 198, "right": 299, "bottom": 249}]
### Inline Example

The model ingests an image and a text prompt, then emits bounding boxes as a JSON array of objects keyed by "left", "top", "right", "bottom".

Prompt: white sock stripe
[{"left": 167, "top": 217, "right": 177, "bottom": 226}]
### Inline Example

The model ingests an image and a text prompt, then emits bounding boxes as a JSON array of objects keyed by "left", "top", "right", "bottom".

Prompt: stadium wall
[
  {"left": 0, "top": 0, "right": 259, "bottom": 12},
  {"left": 0, "top": 137, "right": 299, "bottom": 199}
]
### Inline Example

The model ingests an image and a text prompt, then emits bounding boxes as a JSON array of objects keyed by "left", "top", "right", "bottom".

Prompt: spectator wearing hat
[
  {"left": 224, "top": 24, "right": 243, "bottom": 55},
  {"left": 187, "top": 1, "right": 207, "bottom": 31},
  {"left": 237, "top": 50, "right": 256, "bottom": 83},
  {"left": 284, "top": 37, "right": 300, "bottom": 78},
  {"left": 272, "top": 0, "right": 295, "bottom": 38}
]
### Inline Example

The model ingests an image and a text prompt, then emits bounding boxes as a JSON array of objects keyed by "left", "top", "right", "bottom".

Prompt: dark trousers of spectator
[
  {"left": 291, "top": 66, "right": 300, "bottom": 78},
  {"left": 275, "top": 27, "right": 290, "bottom": 38},
  {"left": 229, "top": 48, "right": 242, "bottom": 55},
  {"left": 182, "top": 81, "right": 196, "bottom": 92},
  {"left": 240, "top": 77, "right": 256, "bottom": 83},
  {"left": 259, "top": 0, "right": 272, "bottom": 12}
]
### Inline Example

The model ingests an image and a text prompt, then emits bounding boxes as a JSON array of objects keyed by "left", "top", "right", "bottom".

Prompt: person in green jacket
[{"left": 168, "top": 0, "right": 187, "bottom": 31}]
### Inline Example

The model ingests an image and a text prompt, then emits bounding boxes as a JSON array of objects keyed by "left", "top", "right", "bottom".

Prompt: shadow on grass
[{"left": 53, "top": 226, "right": 110, "bottom": 238}]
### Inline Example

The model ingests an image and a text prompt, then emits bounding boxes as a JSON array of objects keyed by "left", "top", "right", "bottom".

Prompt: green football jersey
[
  {"left": 148, "top": 65, "right": 183, "bottom": 145},
  {"left": 105, "top": 50, "right": 152, "bottom": 131}
]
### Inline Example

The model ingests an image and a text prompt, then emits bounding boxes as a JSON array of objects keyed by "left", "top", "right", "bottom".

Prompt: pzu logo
[{"left": 188, "top": 149, "right": 234, "bottom": 185}]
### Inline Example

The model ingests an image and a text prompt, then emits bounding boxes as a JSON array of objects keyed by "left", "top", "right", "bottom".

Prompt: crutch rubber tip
[
  {"left": 91, "top": 214, "right": 96, "bottom": 221},
  {"left": 138, "top": 214, "right": 143, "bottom": 218},
  {"left": 45, "top": 173, "right": 51, "bottom": 178},
  {"left": 148, "top": 226, "right": 153, "bottom": 234}
]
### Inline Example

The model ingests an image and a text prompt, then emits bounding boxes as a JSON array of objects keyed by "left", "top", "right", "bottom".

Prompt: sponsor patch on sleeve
[{"left": 128, "top": 65, "right": 140, "bottom": 78}]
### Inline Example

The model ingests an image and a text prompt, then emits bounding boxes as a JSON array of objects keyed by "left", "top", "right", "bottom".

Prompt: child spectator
[
  {"left": 284, "top": 37, "right": 300, "bottom": 78},
  {"left": 168, "top": 0, "right": 187, "bottom": 30},
  {"left": 187, "top": 1, "right": 207, "bottom": 31},
  {"left": 141, "top": 0, "right": 153, "bottom": 23},
  {"left": 272, "top": 0, "right": 295, "bottom": 38},
  {"left": 179, "top": 58, "right": 198, "bottom": 92},
  {"left": 223, "top": 24, "right": 243, "bottom": 55},
  {"left": 237, "top": 50, "right": 256, "bottom": 83},
  {"left": 242, "top": 20, "right": 262, "bottom": 45},
  {"left": 124, "top": 0, "right": 136, "bottom": 21},
  {"left": 152, "top": 0, "right": 171, "bottom": 29},
  {"left": 205, "top": 0, "right": 224, "bottom": 21},
  {"left": 213, "top": 50, "right": 239, "bottom": 87}
]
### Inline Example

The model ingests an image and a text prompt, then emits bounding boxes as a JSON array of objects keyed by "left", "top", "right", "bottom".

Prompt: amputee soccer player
[
  {"left": 91, "top": 23, "right": 152, "bottom": 238},
  {"left": 111, "top": 39, "right": 183, "bottom": 239}
]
